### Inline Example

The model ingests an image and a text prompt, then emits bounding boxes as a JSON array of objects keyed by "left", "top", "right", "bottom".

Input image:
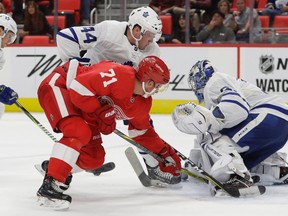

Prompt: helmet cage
[{"left": 188, "top": 60, "right": 215, "bottom": 103}]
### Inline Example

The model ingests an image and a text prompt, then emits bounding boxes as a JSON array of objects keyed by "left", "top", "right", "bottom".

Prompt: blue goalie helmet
[{"left": 188, "top": 60, "right": 215, "bottom": 103}]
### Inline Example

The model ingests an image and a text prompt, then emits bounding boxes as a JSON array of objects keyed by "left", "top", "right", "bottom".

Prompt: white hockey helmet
[
  {"left": 0, "top": 14, "right": 17, "bottom": 44},
  {"left": 128, "top": 6, "right": 162, "bottom": 42}
]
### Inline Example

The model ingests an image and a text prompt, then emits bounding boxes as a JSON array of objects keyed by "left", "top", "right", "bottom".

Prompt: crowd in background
[{"left": 1, "top": 0, "right": 288, "bottom": 44}]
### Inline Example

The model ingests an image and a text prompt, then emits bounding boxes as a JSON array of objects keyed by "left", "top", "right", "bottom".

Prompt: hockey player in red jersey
[
  {"left": 36, "top": 56, "right": 182, "bottom": 210},
  {"left": 45, "top": 6, "right": 163, "bottom": 177}
]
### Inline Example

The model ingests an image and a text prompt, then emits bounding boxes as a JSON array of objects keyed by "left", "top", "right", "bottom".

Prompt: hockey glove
[
  {"left": 158, "top": 143, "right": 181, "bottom": 176},
  {"left": 95, "top": 105, "right": 116, "bottom": 135},
  {"left": 0, "top": 85, "right": 18, "bottom": 105}
]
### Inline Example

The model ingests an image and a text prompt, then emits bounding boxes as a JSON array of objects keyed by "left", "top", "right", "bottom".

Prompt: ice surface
[{"left": 1, "top": 113, "right": 288, "bottom": 216}]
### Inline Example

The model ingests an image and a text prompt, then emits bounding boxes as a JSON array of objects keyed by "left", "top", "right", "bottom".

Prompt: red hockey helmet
[{"left": 136, "top": 56, "right": 170, "bottom": 85}]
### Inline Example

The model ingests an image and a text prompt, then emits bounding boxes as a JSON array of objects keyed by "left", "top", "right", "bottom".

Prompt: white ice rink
[{"left": 1, "top": 112, "right": 288, "bottom": 216}]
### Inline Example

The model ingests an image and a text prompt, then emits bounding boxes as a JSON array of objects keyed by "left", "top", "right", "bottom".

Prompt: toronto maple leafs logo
[
  {"left": 143, "top": 11, "right": 149, "bottom": 18},
  {"left": 259, "top": 55, "right": 274, "bottom": 74}
]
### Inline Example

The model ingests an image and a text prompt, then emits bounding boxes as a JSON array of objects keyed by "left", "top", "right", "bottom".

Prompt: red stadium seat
[
  {"left": 58, "top": 0, "right": 80, "bottom": 12},
  {"left": 56, "top": 0, "right": 80, "bottom": 26},
  {"left": 272, "top": 16, "right": 288, "bottom": 33},
  {"left": 46, "top": 16, "right": 66, "bottom": 29},
  {"left": 160, "top": 15, "right": 172, "bottom": 35},
  {"left": 259, "top": 15, "right": 269, "bottom": 28},
  {"left": 22, "top": 35, "right": 50, "bottom": 45},
  {"left": 256, "top": 0, "right": 268, "bottom": 10}
]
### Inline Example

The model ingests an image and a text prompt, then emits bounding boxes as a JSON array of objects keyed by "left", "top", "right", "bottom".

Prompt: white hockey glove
[
  {"left": 172, "top": 102, "right": 209, "bottom": 135},
  {"left": 172, "top": 102, "right": 225, "bottom": 135}
]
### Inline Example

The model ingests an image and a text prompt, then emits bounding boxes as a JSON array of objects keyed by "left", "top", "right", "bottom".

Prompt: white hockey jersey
[
  {"left": 56, "top": 20, "right": 160, "bottom": 67},
  {"left": 204, "top": 72, "right": 288, "bottom": 132}
]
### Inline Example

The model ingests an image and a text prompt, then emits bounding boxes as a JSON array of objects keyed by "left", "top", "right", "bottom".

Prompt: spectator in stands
[
  {"left": 233, "top": 0, "right": 262, "bottom": 43},
  {"left": 189, "top": 0, "right": 222, "bottom": 25},
  {"left": 12, "top": 0, "right": 24, "bottom": 24},
  {"left": 196, "top": 10, "right": 236, "bottom": 43},
  {"left": 149, "top": 0, "right": 195, "bottom": 15},
  {"left": 218, "top": 0, "right": 237, "bottom": 32},
  {"left": 31, "top": 0, "right": 54, "bottom": 15},
  {"left": 149, "top": 0, "right": 197, "bottom": 43},
  {"left": 191, "top": 12, "right": 204, "bottom": 41},
  {"left": 261, "top": 0, "right": 288, "bottom": 27},
  {"left": 18, "top": 1, "right": 53, "bottom": 43},
  {"left": 81, "top": 0, "right": 91, "bottom": 25},
  {"left": 171, "top": 13, "right": 202, "bottom": 43}
]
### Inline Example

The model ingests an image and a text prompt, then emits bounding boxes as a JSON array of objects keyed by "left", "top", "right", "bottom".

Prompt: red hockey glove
[
  {"left": 158, "top": 143, "right": 181, "bottom": 176},
  {"left": 95, "top": 105, "right": 116, "bottom": 135}
]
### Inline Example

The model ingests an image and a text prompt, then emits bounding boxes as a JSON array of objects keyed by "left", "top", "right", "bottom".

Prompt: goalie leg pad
[
  {"left": 250, "top": 152, "right": 288, "bottom": 185},
  {"left": 201, "top": 135, "right": 250, "bottom": 182}
]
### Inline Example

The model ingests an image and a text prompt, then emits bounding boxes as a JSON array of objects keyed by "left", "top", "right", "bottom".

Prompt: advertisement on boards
[
  {"left": 240, "top": 47, "right": 288, "bottom": 101},
  {"left": 3, "top": 46, "right": 238, "bottom": 100}
]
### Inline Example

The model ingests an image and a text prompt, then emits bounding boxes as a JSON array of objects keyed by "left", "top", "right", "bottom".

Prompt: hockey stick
[
  {"left": 114, "top": 129, "right": 266, "bottom": 197},
  {"left": 114, "top": 129, "right": 207, "bottom": 184},
  {"left": 15, "top": 101, "right": 115, "bottom": 176},
  {"left": 15, "top": 101, "right": 58, "bottom": 142},
  {"left": 125, "top": 147, "right": 171, "bottom": 187}
]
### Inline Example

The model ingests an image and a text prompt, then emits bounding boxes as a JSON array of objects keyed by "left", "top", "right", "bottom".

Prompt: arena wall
[{"left": 1, "top": 44, "right": 287, "bottom": 114}]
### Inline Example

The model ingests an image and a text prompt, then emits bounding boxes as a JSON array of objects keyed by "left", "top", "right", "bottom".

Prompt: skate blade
[
  {"left": 37, "top": 196, "right": 70, "bottom": 210},
  {"left": 150, "top": 180, "right": 183, "bottom": 189},
  {"left": 34, "top": 164, "right": 45, "bottom": 176}
]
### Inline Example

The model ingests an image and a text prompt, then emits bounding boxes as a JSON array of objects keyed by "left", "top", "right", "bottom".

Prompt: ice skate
[
  {"left": 37, "top": 176, "right": 72, "bottom": 210},
  {"left": 145, "top": 163, "right": 181, "bottom": 185}
]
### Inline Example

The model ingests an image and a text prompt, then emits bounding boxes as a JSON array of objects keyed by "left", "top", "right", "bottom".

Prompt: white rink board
[
  {"left": 2, "top": 46, "right": 288, "bottom": 102},
  {"left": 240, "top": 47, "right": 288, "bottom": 101},
  {"left": 154, "top": 46, "right": 237, "bottom": 100},
  {"left": 1, "top": 46, "right": 237, "bottom": 101}
]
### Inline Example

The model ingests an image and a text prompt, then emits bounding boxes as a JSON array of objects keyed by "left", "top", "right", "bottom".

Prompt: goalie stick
[{"left": 114, "top": 129, "right": 266, "bottom": 198}]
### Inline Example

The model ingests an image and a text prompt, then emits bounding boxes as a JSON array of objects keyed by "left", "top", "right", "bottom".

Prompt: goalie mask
[
  {"left": 188, "top": 60, "right": 215, "bottom": 103},
  {"left": 128, "top": 6, "right": 162, "bottom": 44},
  {"left": 136, "top": 56, "right": 170, "bottom": 98}
]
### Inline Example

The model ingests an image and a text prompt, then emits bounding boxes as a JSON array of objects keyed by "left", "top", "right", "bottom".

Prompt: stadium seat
[
  {"left": 256, "top": 0, "right": 267, "bottom": 10},
  {"left": 57, "top": 0, "right": 80, "bottom": 26},
  {"left": 58, "top": 0, "right": 80, "bottom": 12},
  {"left": 259, "top": 15, "right": 269, "bottom": 28},
  {"left": 21, "top": 35, "right": 50, "bottom": 45},
  {"left": 272, "top": 16, "right": 288, "bottom": 33},
  {"left": 160, "top": 15, "right": 172, "bottom": 35},
  {"left": 46, "top": 16, "right": 66, "bottom": 29}
]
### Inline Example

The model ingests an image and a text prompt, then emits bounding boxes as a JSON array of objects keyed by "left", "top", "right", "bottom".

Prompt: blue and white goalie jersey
[{"left": 203, "top": 72, "right": 288, "bottom": 132}]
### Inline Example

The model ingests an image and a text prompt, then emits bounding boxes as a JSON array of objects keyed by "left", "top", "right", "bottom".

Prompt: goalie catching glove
[
  {"left": 172, "top": 102, "right": 223, "bottom": 135},
  {"left": 158, "top": 142, "right": 181, "bottom": 176}
]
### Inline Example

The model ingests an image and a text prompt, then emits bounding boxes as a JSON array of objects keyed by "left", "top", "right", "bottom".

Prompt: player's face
[
  {"left": 142, "top": 79, "right": 167, "bottom": 98},
  {"left": 138, "top": 31, "right": 155, "bottom": 50}
]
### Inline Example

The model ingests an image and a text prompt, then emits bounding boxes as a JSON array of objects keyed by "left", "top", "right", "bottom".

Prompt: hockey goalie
[{"left": 172, "top": 60, "right": 288, "bottom": 196}]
